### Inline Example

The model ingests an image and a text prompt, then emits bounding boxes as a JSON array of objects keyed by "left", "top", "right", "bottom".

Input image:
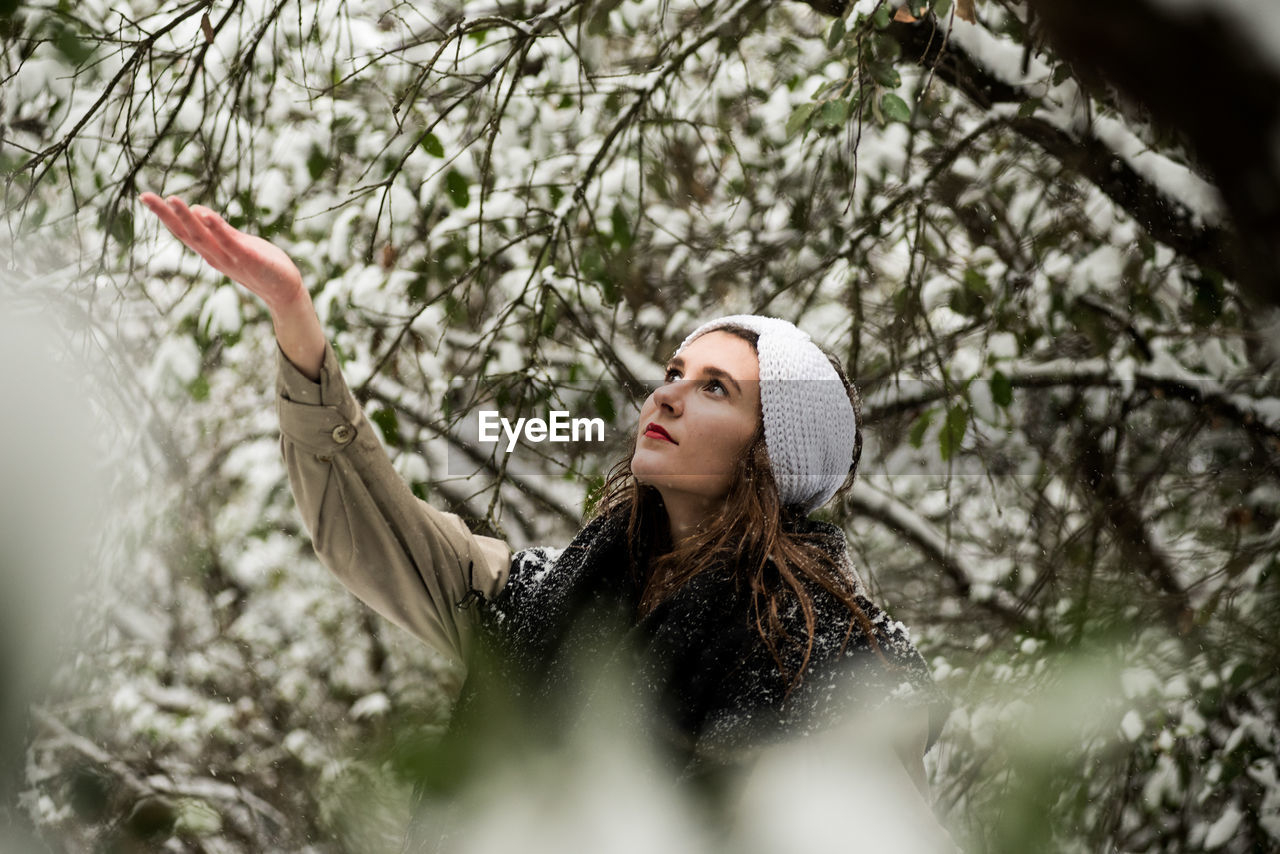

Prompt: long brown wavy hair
[{"left": 592, "top": 325, "right": 881, "bottom": 696}]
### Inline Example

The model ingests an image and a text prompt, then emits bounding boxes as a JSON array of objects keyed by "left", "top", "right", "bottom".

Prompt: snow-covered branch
[
  {"left": 788, "top": 2, "right": 1255, "bottom": 296},
  {"left": 1025, "top": 0, "right": 1280, "bottom": 310},
  {"left": 844, "top": 481, "right": 1029, "bottom": 626},
  {"left": 864, "top": 358, "right": 1280, "bottom": 444}
]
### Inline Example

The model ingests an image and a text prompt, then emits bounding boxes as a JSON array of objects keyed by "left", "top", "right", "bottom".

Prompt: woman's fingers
[
  {"left": 166, "top": 196, "right": 210, "bottom": 244},
  {"left": 189, "top": 206, "right": 270, "bottom": 285},
  {"left": 140, "top": 193, "right": 222, "bottom": 268},
  {"left": 141, "top": 193, "right": 224, "bottom": 263},
  {"left": 166, "top": 196, "right": 234, "bottom": 270},
  {"left": 190, "top": 205, "right": 242, "bottom": 257},
  {"left": 139, "top": 192, "right": 194, "bottom": 244}
]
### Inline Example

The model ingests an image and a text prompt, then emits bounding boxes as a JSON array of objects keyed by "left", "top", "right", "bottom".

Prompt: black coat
[{"left": 464, "top": 507, "right": 948, "bottom": 773}]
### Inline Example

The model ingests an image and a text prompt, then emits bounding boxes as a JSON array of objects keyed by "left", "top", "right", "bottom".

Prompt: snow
[
  {"left": 350, "top": 691, "right": 391, "bottom": 719},
  {"left": 986, "top": 333, "right": 1018, "bottom": 361},
  {"left": 200, "top": 286, "right": 243, "bottom": 336},
  {"left": 1092, "top": 114, "right": 1225, "bottom": 223},
  {"left": 946, "top": 17, "right": 1226, "bottom": 226},
  {"left": 1176, "top": 707, "right": 1206, "bottom": 737},
  {"left": 1120, "top": 709, "right": 1144, "bottom": 741},
  {"left": 1143, "top": 754, "right": 1183, "bottom": 809},
  {"left": 430, "top": 707, "right": 713, "bottom": 854},
  {"left": 147, "top": 333, "right": 202, "bottom": 394},
  {"left": 849, "top": 0, "right": 887, "bottom": 21},
  {"left": 1204, "top": 803, "right": 1244, "bottom": 849},
  {"left": 1122, "top": 667, "right": 1161, "bottom": 699}
]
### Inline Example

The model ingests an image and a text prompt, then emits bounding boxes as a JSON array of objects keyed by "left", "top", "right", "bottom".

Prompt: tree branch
[
  {"left": 1025, "top": 0, "right": 1280, "bottom": 311},
  {"left": 863, "top": 358, "right": 1280, "bottom": 445},
  {"left": 1070, "top": 427, "right": 1195, "bottom": 634},
  {"left": 785, "top": 3, "right": 1252, "bottom": 298},
  {"left": 844, "top": 481, "right": 1030, "bottom": 627}
]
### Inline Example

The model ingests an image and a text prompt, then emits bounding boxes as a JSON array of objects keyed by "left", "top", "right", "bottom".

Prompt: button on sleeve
[{"left": 276, "top": 342, "right": 362, "bottom": 457}]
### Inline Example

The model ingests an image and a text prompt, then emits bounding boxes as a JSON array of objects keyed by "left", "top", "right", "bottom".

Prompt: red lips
[{"left": 644, "top": 422, "right": 677, "bottom": 444}]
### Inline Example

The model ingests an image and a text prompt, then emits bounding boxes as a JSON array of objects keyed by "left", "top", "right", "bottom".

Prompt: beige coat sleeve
[{"left": 275, "top": 340, "right": 512, "bottom": 674}]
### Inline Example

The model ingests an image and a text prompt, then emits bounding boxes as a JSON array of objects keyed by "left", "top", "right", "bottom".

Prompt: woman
[{"left": 138, "top": 192, "right": 946, "bottom": 793}]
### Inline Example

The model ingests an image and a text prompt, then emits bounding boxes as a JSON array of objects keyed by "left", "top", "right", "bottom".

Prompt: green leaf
[
  {"left": 879, "top": 93, "right": 911, "bottom": 124},
  {"left": 1052, "top": 64, "right": 1073, "bottom": 86},
  {"left": 785, "top": 103, "right": 816, "bottom": 138},
  {"left": 188, "top": 374, "right": 210, "bottom": 402},
  {"left": 1017, "top": 98, "right": 1040, "bottom": 118},
  {"left": 939, "top": 403, "right": 968, "bottom": 461},
  {"left": 872, "top": 2, "right": 892, "bottom": 29},
  {"left": 909, "top": 408, "right": 935, "bottom": 448},
  {"left": 964, "top": 268, "right": 992, "bottom": 297},
  {"left": 991, "top": 370, "right": 1013, "bottom": 408},
  {"left": 370, "top": 407, "right": 403, "bottom": 445},
  {"left": 933, "top": 0, "right": 952, "bottom": 17},
  {"left": 581, "top": 245, "right": 605, "bottom": 278},
  {"left": 949, "top": 290, "right": 982, "bottom": 318},
  {"left": 593, "top": 387, "right": 616, "bottom": 424},
  {"left": 600, "top": 277, "right": 620, "bottom": 305},
  {"left": 306, "top": 145, "right": 330, "bottom": 180},
  {"left": 582, "top": 473, "right": 607, "bottom": 516},
  {"left": 826, "top": 18, "right": 845, "bottom": 50},
  {"left": 53, "top": 22, "right": 92, "bottom": 65},
  {"left": 870, "top": 62, "right": 901, "bottom": 89},
  {"left": 1188, "top": 275, "right": 1225, "bottom": 327},
  {"left": 445, "top": 169, "right": 470, "bottom": 207},
  {"left": 610, "top": 205, "right": 632, "bottom": 249},
  {"left": 540, "top": 303, "right": 559, "bottom": 337},
  {"left": 872, "top": 30, "right": 902, "bottom": 62},
  {"left": 951, "top": 268, "right": 992, "bottom": 317},
  {"left": 99, "top": 206, "right": 133, "bottom": 245},
  {"left": 420, "top": 133, "right": 445, "bottom": 158},
  {"left": 820, "top": 99, "right": 849, "bottom": 128}
]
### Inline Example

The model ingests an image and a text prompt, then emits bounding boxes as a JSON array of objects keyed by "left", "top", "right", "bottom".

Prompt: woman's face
[{"left": 631, "top": 330, "right": 762, "bottom": 503}]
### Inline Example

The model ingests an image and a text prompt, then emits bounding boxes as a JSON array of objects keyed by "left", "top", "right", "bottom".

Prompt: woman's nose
[{"left": 652, "top": 380, "right": 683, "bottom": 414}]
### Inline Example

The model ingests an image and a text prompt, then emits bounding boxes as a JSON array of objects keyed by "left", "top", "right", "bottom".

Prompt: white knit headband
[{"left": 675, "top": 314, "right": 859, "bottom": 514}]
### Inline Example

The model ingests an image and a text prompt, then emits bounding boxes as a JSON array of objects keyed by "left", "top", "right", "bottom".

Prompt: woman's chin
[
  {"left": 630, "top": 450, "right": 671, "bottom": 483},
  {"left": 635, "top": 473, "right": 728, "bottom": 500}
]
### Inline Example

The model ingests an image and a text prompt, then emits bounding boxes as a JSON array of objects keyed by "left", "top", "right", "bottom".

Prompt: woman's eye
[{"left": 659, "top": 369, "right": 726, "bottom": 396}]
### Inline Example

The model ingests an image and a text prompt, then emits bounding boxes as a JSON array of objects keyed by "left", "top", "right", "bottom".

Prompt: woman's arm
[
  {"left": 140, "top": 193, "right": 512, "bottom": 682},
  {"left": 273, "top": 337, "right": 512, "bottom": 676}
]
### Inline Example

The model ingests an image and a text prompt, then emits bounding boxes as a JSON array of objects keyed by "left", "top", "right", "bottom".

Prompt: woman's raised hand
[
  {"left": 140, "top": 192, "right": 326, "bottom": 379},
  {"left": 139, "top": 193, "right": 304, "bottom": 310}
]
